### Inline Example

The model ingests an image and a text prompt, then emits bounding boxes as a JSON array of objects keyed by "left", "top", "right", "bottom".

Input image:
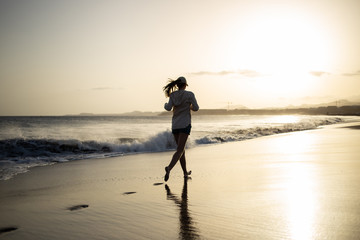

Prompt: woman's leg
[
  {"left": 168, "top": 133, "right": 188, "bottom": 171},
  {"left": 174, "top": 134, "right": 189, "bottom": 176},
  {"left": 179, "top": 151, "right": 187, "bottom": 176},
  {"left": 165, "top": 133, "right": 188, "bottom": 181}
]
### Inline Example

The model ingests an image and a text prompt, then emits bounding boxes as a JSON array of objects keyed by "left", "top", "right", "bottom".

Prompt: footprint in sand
[
  {"left": 153, "top": 183, "right": 164, "bottom": 186},
  {"left": 67, "top": 204, "right": 89, "bottom": 211},
  {"left": 123, "top": 192, "right": 137, "bottom": 195},
  {"left": 0, "top": 227, "right": 18, "bottom": 235}
]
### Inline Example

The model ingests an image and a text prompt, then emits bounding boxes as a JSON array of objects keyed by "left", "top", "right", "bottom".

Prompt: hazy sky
[{"left": 1, "top": 0, "right": 360, "bottom": 115}]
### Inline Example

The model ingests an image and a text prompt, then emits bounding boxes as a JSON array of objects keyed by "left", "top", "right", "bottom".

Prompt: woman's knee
[
  {"left": 180, "top": 153, "right": 186, "bottom": 162},
  {"left": 176, "top": 148, "right": 185, "bottom": 157}
]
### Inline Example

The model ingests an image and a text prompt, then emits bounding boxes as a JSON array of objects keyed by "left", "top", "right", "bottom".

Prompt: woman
[{"left": 163, "top": 76, "right": 199, "bottom": 182}]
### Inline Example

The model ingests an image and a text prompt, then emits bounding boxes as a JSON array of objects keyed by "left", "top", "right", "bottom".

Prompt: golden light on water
[
  {"left": 285, "top": 162, "right": 317, "bottom": 240},
  {"left": 269, "top": 132, "right": 319, "bottom": 239},
  {"left": 269, "top": 115, "right": 300, "bottom": 124}
]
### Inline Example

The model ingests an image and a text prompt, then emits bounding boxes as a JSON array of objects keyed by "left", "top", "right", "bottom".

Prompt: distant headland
[{"left": 68, "top": 105, "right": 360, "bottom": 117}]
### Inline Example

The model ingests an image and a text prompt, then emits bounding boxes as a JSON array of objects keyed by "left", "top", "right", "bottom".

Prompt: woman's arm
[
  {"left": 190, "top": 93, "right": 199, "bottom": 111},
  {"left": 164, "top": 97, "right": 173, "bottom": 111}
]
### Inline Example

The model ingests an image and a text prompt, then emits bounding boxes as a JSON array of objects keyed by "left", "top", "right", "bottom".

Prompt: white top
[{"left": 164, "top": 90, "right": 199, "bottom": 129}]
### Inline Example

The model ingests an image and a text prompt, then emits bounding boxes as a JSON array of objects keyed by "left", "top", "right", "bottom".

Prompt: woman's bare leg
[
  {"left": 179, "top": 152, "right": 187, "bottom": 176},
  {"left": 176, "top": 135, "right": 192, "bottom": 177},
  {"left": 168, "top": 133, "right": 188, "bottom": 170},
  {"left": 173, "top": 133, "right": 187, "bottom": 174},
  {"left": 165, "top": 133, "right": 188, "bottom": 181}
]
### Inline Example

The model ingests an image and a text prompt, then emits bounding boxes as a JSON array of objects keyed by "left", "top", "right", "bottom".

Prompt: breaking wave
[
  {"left": 194, "top": 117, "right": 343, "bottom": 144},
  {"left": 0, "top": 116, "right": 344, "bottom": 180}
]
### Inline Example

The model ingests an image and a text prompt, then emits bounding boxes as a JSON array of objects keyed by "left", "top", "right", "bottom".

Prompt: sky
[{"left": 1, "top": 0, "right": 360, "bottom": 115}]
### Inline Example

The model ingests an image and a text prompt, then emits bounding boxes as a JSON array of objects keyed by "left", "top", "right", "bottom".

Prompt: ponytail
[{"left": 163, "top": 78, "right": 186, "bottom": 97}]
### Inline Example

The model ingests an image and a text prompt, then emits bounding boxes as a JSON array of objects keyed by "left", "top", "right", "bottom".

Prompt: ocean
[{"left": 0, "top": 114, "right": 356, "bottom": 181}]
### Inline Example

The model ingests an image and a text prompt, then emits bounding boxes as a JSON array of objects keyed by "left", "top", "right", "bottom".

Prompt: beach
[{"left": 0, "top": 122, "right": 360, "bottom": 239}]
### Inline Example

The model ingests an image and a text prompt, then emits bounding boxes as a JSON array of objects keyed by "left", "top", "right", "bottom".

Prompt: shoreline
[
  {"left": 1, "top": 122, "right": 360, "bottom": 239},
  {"left": 0, "top": 116, "right": 353, "bottom": 181}
]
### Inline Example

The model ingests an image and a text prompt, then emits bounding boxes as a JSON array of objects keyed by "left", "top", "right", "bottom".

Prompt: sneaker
[{"left": 184, "top": 170, "right": 192, "bottom": 178}]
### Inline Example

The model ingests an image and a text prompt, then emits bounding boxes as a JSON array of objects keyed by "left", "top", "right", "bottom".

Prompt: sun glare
[
  {"left": 239, "top": 6, "right": 333, "bottom": 73},
  {"left": 225, "top": 5, "right": 335, "bottom": 97}
]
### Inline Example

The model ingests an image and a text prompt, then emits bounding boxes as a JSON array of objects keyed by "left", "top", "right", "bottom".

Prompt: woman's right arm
[{"left": 164, "top": 97, "right": 173, "bottom": 111}]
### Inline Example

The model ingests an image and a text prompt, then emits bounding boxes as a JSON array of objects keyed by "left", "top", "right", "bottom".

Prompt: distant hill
[
  {"left": 66, "top": 111, "right": 159, "bottom": 117},
  {"left": 295, "top": 99, "right": 360, "bottom": 108},
  {"left": 68, "top": 99, "right": 360, "bottom": 117},
  {"left": 118, "top": 111, "right": 159, "bottom": 116},
  {"left": 160, "top": 105, "right": 360, "bottom": 116}
]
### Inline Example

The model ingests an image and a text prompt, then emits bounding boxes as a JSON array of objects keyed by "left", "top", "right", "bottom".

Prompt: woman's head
[{"left": 163, "top": 76, "right": 188, "bottom": 97}]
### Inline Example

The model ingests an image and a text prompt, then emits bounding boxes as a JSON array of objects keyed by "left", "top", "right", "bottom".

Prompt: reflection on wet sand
[
  {"left": 165, "top": 179, "right": 200, "bottom": 240},
  {"left": 268, "top": 131, "right": 318, "bottom": 239},
  {"left": 284, "top": 163, "right": 316, "bottom": 240}
]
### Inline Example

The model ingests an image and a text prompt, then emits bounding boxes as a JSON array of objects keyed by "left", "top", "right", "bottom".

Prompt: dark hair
[{"left": 163, "top": 78, "right": 186, "bottom": 97}]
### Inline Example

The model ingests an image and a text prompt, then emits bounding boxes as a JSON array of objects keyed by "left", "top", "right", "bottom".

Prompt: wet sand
[{"left": 0, "top": 122, "right": 359, "bottom": 239}]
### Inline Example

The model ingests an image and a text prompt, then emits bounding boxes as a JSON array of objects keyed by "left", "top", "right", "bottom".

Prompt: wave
[
  {"left": 0, "top": 117, "right": 343, "bottom": 180},
  {"left": 194, "top": 117, "right": 343, "bottom": 144},
  {"left": 0, "top": 131, "right": 177, "bottom": 163},
  {"left": 0, "top": 132, "right": 178, "bottom": 181}
]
